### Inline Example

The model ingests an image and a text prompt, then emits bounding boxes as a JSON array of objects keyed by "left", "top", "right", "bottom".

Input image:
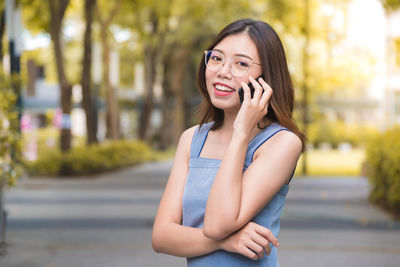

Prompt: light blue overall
[{"left": 182, "top": 122, "right": 291, "bottom": 267}]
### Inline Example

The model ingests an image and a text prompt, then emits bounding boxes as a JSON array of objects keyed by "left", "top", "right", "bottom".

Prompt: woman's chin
[{"left": 211, "top": 99, "right": 240, "bottom": 112}]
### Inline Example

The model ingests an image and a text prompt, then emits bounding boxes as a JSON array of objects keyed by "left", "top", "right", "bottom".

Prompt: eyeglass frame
[{"left": 204, "top": 50, "right": 262, "bottom": 78}]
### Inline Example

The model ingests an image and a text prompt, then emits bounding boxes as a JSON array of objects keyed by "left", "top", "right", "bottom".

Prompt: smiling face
[{"left": 205, "top": 33, "right": 262, "bottom": 112}]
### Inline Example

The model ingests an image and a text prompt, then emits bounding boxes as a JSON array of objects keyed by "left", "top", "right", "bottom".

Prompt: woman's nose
[{"left": 217, "top": 61, "right": 232, "bottom": 78}]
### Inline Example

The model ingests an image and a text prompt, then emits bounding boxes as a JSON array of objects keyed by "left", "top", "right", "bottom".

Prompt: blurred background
[
  {"left": 0, "top": 0, "right": 399, "bottom": 176},
  {"left": 0, "top": 0, "right": 400, "bottom": 266}
]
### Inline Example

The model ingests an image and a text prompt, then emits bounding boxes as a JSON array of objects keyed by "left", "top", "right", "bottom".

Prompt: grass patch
[{"left": 295, "top": 149, "right": 365, "bottom": 176}]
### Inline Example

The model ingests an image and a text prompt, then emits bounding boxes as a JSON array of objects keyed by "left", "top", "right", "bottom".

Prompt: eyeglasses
[{"left": 204, "top": 50, "right": 262, "bottom": 77}]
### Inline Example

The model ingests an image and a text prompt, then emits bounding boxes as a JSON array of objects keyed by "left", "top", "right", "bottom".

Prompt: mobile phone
[{"left": 238, "top": 75, "right": 263, "bottom": 104}]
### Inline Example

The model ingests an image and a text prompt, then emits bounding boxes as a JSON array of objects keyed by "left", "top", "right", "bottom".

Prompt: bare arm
[
  {"left": 203, "top": 77, "right": 302, "bottom": 240},
  {"left": 152, "top": 126, "right": 222, "bottom": 257},
  {"left": 152, "top": 126, "right": 279, "bottom": 259}
]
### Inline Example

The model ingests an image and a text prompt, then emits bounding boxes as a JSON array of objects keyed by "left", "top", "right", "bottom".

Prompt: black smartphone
[{"left": 238, "top": 75, "right": 263, "bottom": 103}]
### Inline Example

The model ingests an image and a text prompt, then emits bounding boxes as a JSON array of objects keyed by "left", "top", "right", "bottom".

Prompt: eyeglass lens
[{"left": 205, "top": 50, "right": 252, "bottom": 77}]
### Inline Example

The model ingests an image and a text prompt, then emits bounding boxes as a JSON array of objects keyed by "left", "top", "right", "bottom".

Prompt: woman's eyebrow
[
  {"left": 213, "top": 48, "right": 225, "bottom": 54},
  {"left": 235, "top": 53, "right": 253, "bottom": 60},
  {"left": 212, "top": 48, "right": 254, "bottom": 60}
]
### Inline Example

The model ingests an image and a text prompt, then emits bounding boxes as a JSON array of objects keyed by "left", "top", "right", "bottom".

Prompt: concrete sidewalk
[
  {"left": 278, "top": 177, "right": 400, "bottom": 266},
  {"left": 0, "top": 160, "right": 399, "bottom": 267}
]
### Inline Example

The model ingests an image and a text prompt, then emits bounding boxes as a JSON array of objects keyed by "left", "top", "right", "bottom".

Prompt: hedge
[
  {"left": 24, "top": 140, "right": 154, "bottom": 176},
  {"left": 365, "top": 127, "right": 400, "bottom": 215}
]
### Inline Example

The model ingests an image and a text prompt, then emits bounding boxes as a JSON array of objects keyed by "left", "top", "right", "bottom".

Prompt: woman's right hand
[{"left": 219, "top": 222, "right": 279, "bottom": 260}]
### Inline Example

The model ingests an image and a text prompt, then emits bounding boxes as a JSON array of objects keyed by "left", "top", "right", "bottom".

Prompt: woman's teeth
[{"left": 215, "top": 84, "right": 234, "bottom": 92}]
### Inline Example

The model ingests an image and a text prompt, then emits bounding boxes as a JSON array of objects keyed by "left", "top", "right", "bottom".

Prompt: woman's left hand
[
  {"left": 219, "top": 221, "right": 278, "bottom": 260},
  {"left": 233, "top": 76, "right": 273, "bottom": 138}
]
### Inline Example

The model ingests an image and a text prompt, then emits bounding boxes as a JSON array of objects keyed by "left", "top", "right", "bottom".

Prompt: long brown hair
[{"left": 196, "top": 19, "right": 306, "bottom": 148}]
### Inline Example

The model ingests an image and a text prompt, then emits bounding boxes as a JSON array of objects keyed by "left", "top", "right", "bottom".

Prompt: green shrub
[
  {"left": 24, "top": 149, "right": 62, "bottom": 176},
  {"left": 365, "top": 127, "right": 400, "bottom": 215},
  {"left": 24, "top": 140, "right": 154, "bottom": 176}
]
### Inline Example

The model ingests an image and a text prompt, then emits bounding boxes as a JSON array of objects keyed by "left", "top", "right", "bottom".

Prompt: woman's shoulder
[
  {"left": 175, "top": 126, "right": 198, "bottom": 159},
  {"left": 253, "top": 130, "right": 302, "bottom": 164},
  {"left": 180, "top": 125, "right": 198, "bottom": 144},
  {"left": 254, "top": 122, "right": 302, "bottom": 156},
  {"left": 264, "top": 123, "right": 302, "bottom": 152},
  {"left": 182, "top": 122, "right": 214, "bottom": 138},
  {"left": 179, "top": 122, "right": 214, "bottom": 148}
]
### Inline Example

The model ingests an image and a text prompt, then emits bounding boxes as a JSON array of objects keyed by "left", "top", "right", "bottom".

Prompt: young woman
[{"left": 152, "top": 19, "right": 305, "bottom": 267}]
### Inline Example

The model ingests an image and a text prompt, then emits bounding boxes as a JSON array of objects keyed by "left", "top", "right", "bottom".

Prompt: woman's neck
[
  {"left": 220, "top": 109, "right": 237, "bottom": 133},
  {"left": 219, "top": 109, "right": 269, "bottom": 141}
]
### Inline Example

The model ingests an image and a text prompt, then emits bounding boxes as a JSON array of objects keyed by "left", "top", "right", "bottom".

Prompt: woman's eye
[
  {"left": 211, "top": 55, "right": 222, "bottom": 61},
  {"left": 237, "top": 61, "right": 249, "bottom": 68}
]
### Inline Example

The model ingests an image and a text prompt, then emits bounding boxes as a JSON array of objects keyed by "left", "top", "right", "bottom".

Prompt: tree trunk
[
  {"left": 160, "top": 46, "right": 190, "bottom": 148},
  {"left": 100, "top": 28, "right": 119, "bottom": 140},
  {"left": 138, "top": 43, "right": 156, "bottom": 141},
  {"left": 170, "top": 47, "right": 190, "bottom": 144},
  {"left": 48, "top": 0, "right": 72, "bottom": 152},
  {"left": 96, "top": 0, "right": 121, "bottom": 140},
  {"left": 81, "top": 0, "right": 98, "bottom": 144},
  {"left": 160, "top": 51, "right": 174, "bottom": 149}
]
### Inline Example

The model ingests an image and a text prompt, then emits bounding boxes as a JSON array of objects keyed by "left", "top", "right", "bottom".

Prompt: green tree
[
  {"left": 158, "top": 0, "right": 256, "bottom": 148},
  {"left": 96, "top": 0, "right": 123, "bottom": 140},
  {"left": 126, "top": 0, "right": 171, "bottom": 141},
  {"left": 81, "top": 0, "right": 98, "bottom": 144},
  {"left": 0, "top": 73, "right": 21, "bottom": 186},
  {"left": 48, "top": 0, "right": 73, "bottom": 152},
  {"left": 119, "top": 0, "right": 257, "bottom": 146},
  {"left": 21, "top": 0, "right": 98, "bottom": 148},
  {"left": 0, "top": 71, "right": 22, "bottom": 247},
  {"left": 21, "top": 0, "right": 73, "bottom": 152}
]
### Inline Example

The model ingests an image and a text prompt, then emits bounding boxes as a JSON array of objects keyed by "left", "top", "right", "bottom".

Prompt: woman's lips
[{"left": 213, "top": 83, "right": 235, "bottom": 97}]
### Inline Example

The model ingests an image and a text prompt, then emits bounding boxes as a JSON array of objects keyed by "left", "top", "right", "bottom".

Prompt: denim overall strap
[
  {"left": 245, "top": 122, "right": 289, "bottom": 163},
  {"left": 244, "top": 122, "right": 295, "bottom": 183},
  {"left": 190, "top": 122, "right": 213, "bottom": 158}
]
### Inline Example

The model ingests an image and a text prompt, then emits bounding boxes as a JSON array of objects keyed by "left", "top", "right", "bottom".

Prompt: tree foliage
[
  {"left": 381, "top": 0, "right": 400, "bottom": 12},
  {"left": 15, "top": 0, "right": 386, "bottom": 151},
  {"left": 0, "top": 72, "right": 22, "bottom": 186}
]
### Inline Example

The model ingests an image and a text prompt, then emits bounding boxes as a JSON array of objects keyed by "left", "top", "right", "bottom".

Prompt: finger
[
  {"left": 251, "top": 232, "right": 269, "bottom": 249},
  {"left": 250, "top": 232, "right": 270, "bottom": 257},
  {"left": 254, "top": 226, "right": 279, "bottom": 248},
  {"left": 258, "top": 78, "right": 273, "bottom": 109},
  {"left": 249, "top": 76, "right": 263, "bottom": 101},
  {"left": 239, "top": 244, "right": 259, "bottom": 261},
  {"left": 246, "top": 240, "right": 264, "bottom": 259},
  {"left": 265, "top": 242, "right": 271, "bottom": 256},
  {"left": 258, "top": 76, "right": 272, "bottom": 91},
  {"left": 240, "top": 82, "right": 251, "bottom": 104}
]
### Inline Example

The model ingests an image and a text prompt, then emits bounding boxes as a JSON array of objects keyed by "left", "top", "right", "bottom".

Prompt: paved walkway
[{"left": 0, "top": 160, "right": 399, "bottom": 267}]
